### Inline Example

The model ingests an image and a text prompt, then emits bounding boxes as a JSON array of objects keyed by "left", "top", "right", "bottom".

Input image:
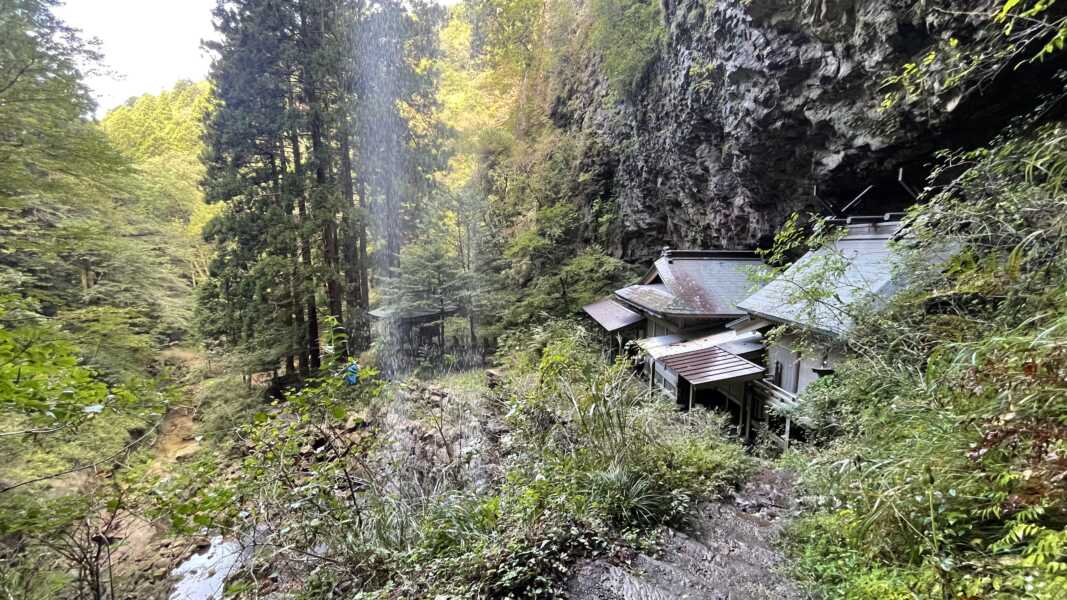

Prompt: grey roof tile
[
  {"left": 615, "top": 251, "right": 764, "bottom": 318},
  {"left": 582, "top": 297, "right": 645, "bottom": 332},
  {"left": 615, "top": 283, "right": 677, "bottom": 314},
  {"left": 737, "top": 221, "right": 907, "bottom": 336}
]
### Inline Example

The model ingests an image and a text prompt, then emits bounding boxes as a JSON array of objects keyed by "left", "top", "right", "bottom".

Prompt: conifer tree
[
  {"left": 201, "top": 0, "right": 314, "bottom": 371},
  {"left": 199, "top": 0, "right": 447, "bottom": 370}
]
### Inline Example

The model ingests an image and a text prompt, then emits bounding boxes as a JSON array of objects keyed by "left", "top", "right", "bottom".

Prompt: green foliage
[
  {"left": 3, "top": 68, "right": 209, "bottom": 374},
  {"left": 386, "top": 236, "right": 465, "bottom": 316},
  {"left": 0, "top": 0, "right": 171, "bottom": 441},
  {"left": 141, "top": 369, "right": 385, "bottom": 530},
  {"left": 156, "top": 323, "right": 749, "bottom": 597},
  {"left": 0, "top": 4, "right": 200, "bottom": 596},
  {"left": 493, "top": 133, "right": 637, "bottom": 327},
  {"left": 508, "top": 246, "right": 637, "bottom": 326},
  {"left": 784, "top": 121, "right": 1067, "bottom": 598},
  {"left": 997, "top": 0, "right": 1067, "bottom": 61},
  {"left": 475, "top": 321, "right": 751, "bottom": 592},
  {"left": 587, "top": 0, "right": 665, "bottom": 95},
  {"left": 880, "top": 0, "right": 1067, "bottom": 111},
  {"left": 582, "top": 463, "right": 678, "bottom": 528},
  {"left": 102, "top": 80, "right": 212, "bottom": 163},
  {"left": 0, "top": 1, "right": 193, "bottom": 358},
  {"left": 0, "top": 296, "right": 112, "bottom": 428},
  {"left": 438, "top": 3, "right": 647, "bottom": 337},
  {"left": 198, "top": 0, "right": 447, "bottom": 368},
  {"left": 466, "top": 0, "right": 547, "bottom": 70},
  {"left": 688, "top": 60, "right": 718, "bottom": 94},
  {"left": 0, "top": 486, "right": 125, "bottom": 600},
  {"left": 101, "top": 80, "right": 215, "bottom": 287},
  {"left": 0, "top": 0, "right": 112, "bottom": 202}
]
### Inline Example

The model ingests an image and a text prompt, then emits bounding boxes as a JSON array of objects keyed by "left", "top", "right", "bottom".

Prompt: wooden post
[
  {"left": 649, "top": 360, "right": 655, "bottom": 397},
  {"left": 784, "top": 416, "right": 791, "bottom": 451},
  {"left": 745, "top": 387, "right": 753, "bottom": 441},
  {"left": 688, "top": 384, "right": 694, "bottom": 412},
  {"left": 741, "top": 389, "right": 750, "bottom": 441}
]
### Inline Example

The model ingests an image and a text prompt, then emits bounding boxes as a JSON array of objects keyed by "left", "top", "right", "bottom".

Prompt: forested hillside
[
  {"left": 2, "top": 0, "right": 1067, "bottom": 598},
  {"left": 0, "top": 1, "right": 217, "bottom": 594},
  {"left": 0, "top": 2, "right": 207, "bottom": 447}
]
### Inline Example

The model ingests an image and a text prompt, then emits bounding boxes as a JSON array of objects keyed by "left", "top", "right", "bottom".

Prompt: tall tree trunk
[
  {"left": 289, "top": 116, "right": 320, "bottom": 372},
  {"left": 339, "top": 126, "right": 367, "bottom": 352},
  {"left": 300, "top": 0, "right": 344, "bottom": 346},
  {"left": 468, "top": 310, "right": 477, "bottom": 350},
  {"left": 439, "top": 302, "right": 446, "bottom": 354},
  {"left": 281, "top": 137, "right": 311, "bottom": 377},
  {"left": 311, "top": 121, "right": 343, "bottom": 331},
  {"left": 358, "top": 176, "right": 370, "bottom": 307},
  {"left": 291, "top": 273, "right": 309, "bottom": 376},
  {"left": 271, "top": 151, "right": 299, "bottom": 377}
]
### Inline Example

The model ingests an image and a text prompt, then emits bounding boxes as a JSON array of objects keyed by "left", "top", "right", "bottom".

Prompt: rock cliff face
[{"left": 551, "top": 0, "right": 1064, "bottom": 261}]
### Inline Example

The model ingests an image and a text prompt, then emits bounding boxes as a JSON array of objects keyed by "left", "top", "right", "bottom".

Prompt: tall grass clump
[
  {"left": 785, "top": 120, "right": 1067, "bottom": 598},
  {"left": 482, "top": 322, "right": 748, "bottom": 588}
]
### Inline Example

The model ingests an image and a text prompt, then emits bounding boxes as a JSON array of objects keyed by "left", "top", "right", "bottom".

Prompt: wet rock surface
[
  {"left": 118, "top": 534, "right": 216, "bottom": 600},
  {"left": 554, "top": 0, "right": 1065, "bottom": 260},
  {"left": 567, "top": 469, "right": 804, "bottom": 600},
  {"left": 168, "top": 536, "right": 248, "bottom": 600}
]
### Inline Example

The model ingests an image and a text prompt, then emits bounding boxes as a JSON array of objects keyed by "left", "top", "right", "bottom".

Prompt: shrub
[
  {"left": 582, "top": 463, "right": 680, "bottom": 528},
  {"left": 642, "top": 428, "right": 750, "bottom": 500},
  {"left": 419, "top": 493, "right": 501, "bottom": 555},
  {"left": 784, "top": 122, "right": 1067, "bottom": 598}
]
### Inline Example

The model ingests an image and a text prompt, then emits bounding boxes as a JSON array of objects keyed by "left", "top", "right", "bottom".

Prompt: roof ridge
[{"left": 660, "top": 249, "right": 760, "bottom": 260}]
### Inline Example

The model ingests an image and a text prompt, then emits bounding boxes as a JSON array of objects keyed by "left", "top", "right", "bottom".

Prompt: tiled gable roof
[
  {"left": 615, "top": 251, "right": 764, "bottom": 318},
  {"left": 737, "top": 221, "right": 907, "bottom": 336}
]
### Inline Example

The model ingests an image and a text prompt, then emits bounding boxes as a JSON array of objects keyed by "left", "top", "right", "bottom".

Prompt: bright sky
[
  {"left": 56, "top": 0, "right": 219, "bottom": 116},
  {"left": 57, "top": 0, "right": 462, "bottom": 118}
]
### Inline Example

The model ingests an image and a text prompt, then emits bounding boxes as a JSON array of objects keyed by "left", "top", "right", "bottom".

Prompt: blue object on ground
[{"left": 342, "top": 362, "right": 360, "bottom": 385}]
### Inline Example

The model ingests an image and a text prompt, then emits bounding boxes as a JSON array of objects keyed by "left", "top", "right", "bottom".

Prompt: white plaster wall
[
  {"left": 766, "top": 333, "right": 845, "bottom": 395},
  {"left": 767, "top": 339, "right": 800, "bottom": 392}
]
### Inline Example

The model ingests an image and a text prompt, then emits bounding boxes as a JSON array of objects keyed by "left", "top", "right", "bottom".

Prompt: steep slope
[{"left": 568, "top": 470, "right": 800, "bottom": 599}]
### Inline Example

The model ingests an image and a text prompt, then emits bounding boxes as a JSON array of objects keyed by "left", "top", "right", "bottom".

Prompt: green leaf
[{"left": 330, "top": 405, "right": 346, "bottom": 421}]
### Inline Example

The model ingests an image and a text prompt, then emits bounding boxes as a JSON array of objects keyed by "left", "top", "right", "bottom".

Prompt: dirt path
[
  {"left": 149, "top": 407, "right": 200, "bottom": 473},
  {"left": 567, "top": 469, "right": 803, "bottom": 600},
  {"left": 108, "top": 405, "right": 207, "bottom": 595},
  {"left": 111, "top": 351, "right": 212, "bottom": 599}
]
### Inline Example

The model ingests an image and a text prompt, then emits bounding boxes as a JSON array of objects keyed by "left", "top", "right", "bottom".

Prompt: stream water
[{"left": 168, "top": 536, "right": 249, "bottom": 600}]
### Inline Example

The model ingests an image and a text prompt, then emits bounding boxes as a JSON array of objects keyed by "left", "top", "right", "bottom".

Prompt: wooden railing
[
  {"left": 751, "top": 379, "right": 800, "bottom": 450},
  {"left": 752, "top": 379, "right": 798, "bottom": 410}
]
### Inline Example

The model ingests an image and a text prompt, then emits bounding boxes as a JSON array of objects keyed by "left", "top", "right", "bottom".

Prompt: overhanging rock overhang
[{"left": 582, "top": 297, "right": 645, "bottom": 333}]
